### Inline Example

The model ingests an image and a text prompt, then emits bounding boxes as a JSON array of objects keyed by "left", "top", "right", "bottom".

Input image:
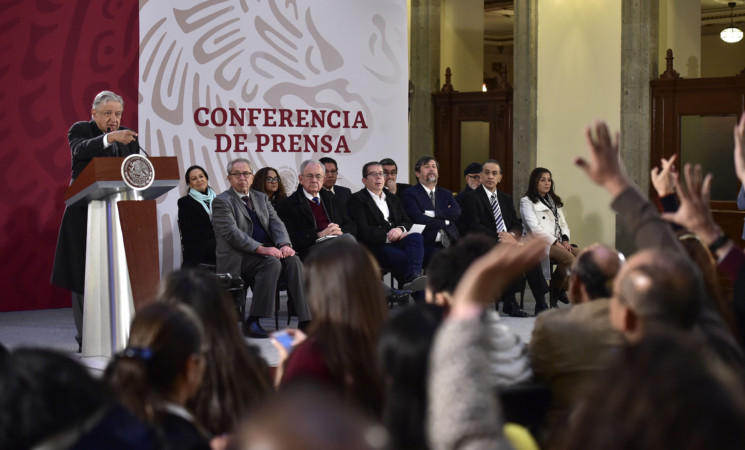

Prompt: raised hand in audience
[
  {"left": 576, "top": 120, "right": 629, "bottom": 197},
  {"left": 661, "top": 164, "right": 731, "bottom": 255},
  {"left": 651, "top": 154, "right": 677, "bottom": 197},
  {"left": 450, "top": 238, "right": 545, "bottom": 318},
  {"left": 734, "top": 112, "right": 745, "bottom": 186}
]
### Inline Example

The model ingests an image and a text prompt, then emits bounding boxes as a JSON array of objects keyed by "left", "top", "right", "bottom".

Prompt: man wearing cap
[{"left": 460, "top": 162, "right": 482, "bottom": 195}]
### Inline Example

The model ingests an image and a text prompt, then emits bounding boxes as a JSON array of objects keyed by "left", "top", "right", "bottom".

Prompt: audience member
[
  {"left": 561, "top": 331, "right": 745, "bottom": 450},
  {"left": 348, "top": 162, "right": 427, "bottom": 293},
  {"left": 458, "top": 159, "right": 550, "bottom": 316},
  {"left": 212, "top": 158, "right": 310, "bottom": 338},
  {"left": 276, "top": 240, "right": 388, "bottom": 418},
  {"left": 251, "top": 166, "right": 287, "bottom": 209},
  {"left": 578, "top": 119, "right": 745, "bottom": 373},
  {"left": 529, "top": 244, "right": 624, "bottom": 436},
  {"left": 401, "top": 156, "right": 461, "bottom": 265},
  {"left": 378, "top": 303, "right": 445, "bottom": 450},
  {"left": 158, "top": 269, "right": 271, "bottom": 439},
  {"left": 178, "top": 165, "right": 218, "bottom": 268},
  {"left": 650, "top": 155, "right": 740, "bottom": 340},
  {"left": 0, "top": 348, "right": 156, "bottom": 450},
  {"left": 380, "top": 157, "right": 411, "bottom": 197},
  {"left": 460, "top": 162, "right": 482, "bottom": 195},
  {"left": 104, "top": 302, "right": 211, "bottom": 450},
  {"left": 520, "top": 167, "right": 578, "bottom": 304},
  {"left": 277, "top": 159, "right": 356, "bottom": 259},
  {"left": 319, "top": 156, "right": 353, "bottom": 208},
  {"left": 228, "top": 385, "right": 388, "bottom": 450},
  {"left": 426, "top": 234, "right": 533, "bottom": 387},
  {"left": 427, "top": 238, "right": 545, "bottom": 450}
]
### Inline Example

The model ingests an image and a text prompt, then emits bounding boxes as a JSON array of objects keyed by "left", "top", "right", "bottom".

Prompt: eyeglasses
[
  {"left": 366, "top": 172, "right": 385, "bottom": 178},
  {"left": 302, "top": 174, "right": 324, "bottom": 180},
  {"left": 265, "top": 177, "right": 280, "bottom": 183},
  {"left": 466, "top": 174, "right": 481, "bottom": 180},
  {"left": 383, "top": 170, "right": 397, "bottom": 176},
  {"left": 229, "top": 172, "right": 253, "bottom": 179}
]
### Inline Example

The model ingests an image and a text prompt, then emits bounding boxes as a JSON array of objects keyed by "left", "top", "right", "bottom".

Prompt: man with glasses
[
  {"left": 348, "top": 162, "right": 426, "bottom": 294},
  {"left": 461, "top": 162, "right": 482, "bottom": 195},
  {"left": 212, "top": 158, "right": 310, "bottom": 338},
  {"left": 319, "top": 157, "right": 352, "bottom": 209},
  {"left": 278, "top": 160, "right": 356, "bottom": 259},
  {"left": 380, "top": 157, "right": 411, "bottom": 198}
]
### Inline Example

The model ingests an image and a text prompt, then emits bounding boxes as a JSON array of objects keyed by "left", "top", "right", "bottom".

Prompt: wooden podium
[{"left": 65, "top": 156, "right": 179, "bottom": 357}]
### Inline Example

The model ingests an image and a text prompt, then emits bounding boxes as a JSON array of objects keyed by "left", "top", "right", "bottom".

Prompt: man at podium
[{"left": 51, "top": 90, "right": 140, "bottom": 351}]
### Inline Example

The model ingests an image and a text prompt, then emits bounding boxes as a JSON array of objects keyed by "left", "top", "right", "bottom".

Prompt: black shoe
[
  {"left": 552, "top": 290, "right": 569, "bottom": 304},
  {"left": 387, "top": 288, "right": 412, "bottom": 306},
  {"left": 402, "top": 275, "right": 427, "bottom": 292},
  {"left": 242, "top": 319, "right": 269, "bottom": 339},
  {"left": 535, "top": 302, "right": 550, "bottom": 315},
  {"left": 502, "top": 300, "right": 530, "bottom": 317}
]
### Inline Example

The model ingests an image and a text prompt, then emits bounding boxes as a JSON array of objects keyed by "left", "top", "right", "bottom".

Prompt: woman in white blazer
[{"left": 520, "top": 168, "right": 578, "bottom": 304}]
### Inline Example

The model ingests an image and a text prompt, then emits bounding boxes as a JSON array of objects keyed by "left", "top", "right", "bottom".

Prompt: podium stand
[{"left": 65, "top": 156, "right": 179, "bottom": 357}]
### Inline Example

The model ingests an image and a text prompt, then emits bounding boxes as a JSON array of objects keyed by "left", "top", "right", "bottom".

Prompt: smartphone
[{"left": 273, "top": 330, "right": 293, "bottom": 352}]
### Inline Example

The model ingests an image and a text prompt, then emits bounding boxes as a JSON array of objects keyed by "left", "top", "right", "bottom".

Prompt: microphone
[
  {"left": 134, "top": 137, "right": 150, "bottom": 158},
  {"left": 107, "top": 126, "right": 149, "bottom": 157}
]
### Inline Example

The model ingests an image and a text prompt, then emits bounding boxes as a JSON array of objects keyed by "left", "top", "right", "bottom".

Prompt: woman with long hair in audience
[
  {"left": 178, "top": 165, "right": 218, "bottom": 268},
  {"left": 252, "top": 166, "right": 287, "bottom": 208},
  {"left": 274, "top": 239, "right": 388, "bottom": 417},
  {"left": 561, "top": 331, "right": 745, "bottom": 450},
  {"left": 378, "top": 303, "right": 445, "bottom": 450},
  {"left": 105, "top": 302, "right": 211, "bottom": 450},
  {"left": 520, "top": 167, "right": 578, "bottom": 306},
  {"left": 158, "top": 269, "right": 272, "bottom": 441}
]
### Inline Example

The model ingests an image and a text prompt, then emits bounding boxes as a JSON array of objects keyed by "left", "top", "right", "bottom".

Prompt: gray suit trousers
[{"left": 241, "top": 254, "right": 310, "bottom": 321}]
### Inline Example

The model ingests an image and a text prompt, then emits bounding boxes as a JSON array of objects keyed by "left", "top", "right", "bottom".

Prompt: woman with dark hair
[
  {"left": 560, "top": 331, "right": 745, "bottom": 450},
  {"left": 105, "top": 302, "right": 210, "bottom": 450},
  {"left": 178, "top": 165, "right": 217, "bottom": 268},
  {"left": 520, "top": 167, "right": 578, "bottom": 305},
  {"left": 252, "top": 167, "right": 287, "bottom": 208},
  {"left": 378, "top": 303, "right": 445, "bottom": 450},
  {"left": 275, "top": 239, "right": 388, "bottom": 417},
  {"left": 158, "top": 269, "right": 271, "bottom": 440}
]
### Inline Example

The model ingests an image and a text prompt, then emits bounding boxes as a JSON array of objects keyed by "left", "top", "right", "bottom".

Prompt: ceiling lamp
[{"left": 721, "top": 2, "right": 743, "bottom": 44}]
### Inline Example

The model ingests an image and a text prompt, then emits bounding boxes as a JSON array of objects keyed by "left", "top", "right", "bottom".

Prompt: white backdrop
[{"left": 138, "top": 0, "right": 408, "bottom": 272}]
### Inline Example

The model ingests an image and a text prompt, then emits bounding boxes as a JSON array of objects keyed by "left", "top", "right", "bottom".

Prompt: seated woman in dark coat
[
  {"left": 178, "top": 165, "right": 217, "bottom": 268},
  {"left": 252, "top": 167, "right": 287, "bottom": 209}
]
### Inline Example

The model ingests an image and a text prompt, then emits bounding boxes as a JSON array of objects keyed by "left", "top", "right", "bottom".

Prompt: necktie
[
  {"left": 491, "top": 193, "right": 506, "bottom": 232},
  {"left": 312, "top": 197, "right": 320, "bottom": 205},
  {"left": 429, "top": 190, "right": 436, "bottom": 208},
  {"left": 241, "top": 195, "right": 254, "bottom": 211}
]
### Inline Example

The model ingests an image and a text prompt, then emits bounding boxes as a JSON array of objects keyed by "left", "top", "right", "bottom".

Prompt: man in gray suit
[{"left": 212, "top": 158, "right": 310, "bottom": 338}]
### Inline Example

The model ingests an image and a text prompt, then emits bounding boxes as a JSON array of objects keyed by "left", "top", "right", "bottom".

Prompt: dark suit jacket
[
  {"left": 324, "top": 185, "right": 352, "bottom": 210},
  {"left": 458, "top": 187, "right": 522, "bottom": 239},
  {"left": 177, "top": 194, "right": 217, "bottom": 268},
  {"left": 51, "top": 120, "right": 140, "bottom": 293},
  {"left": 70, "top": 120, "right": 139, "bottom": 179},
  {"left": 384, "top": 182, "right": 411, "bottom": 198},
  {"left": 347, "top": 189, "right": 412, "bottom": 250},
  {"left": 212, "top": 188, "right": 291, "bottom": 277},
  {"left": 277, "top": 188, "right": 356, "bottom": 258},
  {"left": 401, "top": 183, "right": 460, "bottom": 246}
]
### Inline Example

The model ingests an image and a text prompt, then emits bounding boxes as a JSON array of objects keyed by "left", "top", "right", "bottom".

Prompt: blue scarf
[{"left": 188, "top": 187, "right": 216, "bottom": 217}]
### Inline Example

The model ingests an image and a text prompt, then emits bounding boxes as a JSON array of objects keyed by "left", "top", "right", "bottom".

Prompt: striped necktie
[{"left": 490, "top": 193, "right": 506, "bottom": 232}]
